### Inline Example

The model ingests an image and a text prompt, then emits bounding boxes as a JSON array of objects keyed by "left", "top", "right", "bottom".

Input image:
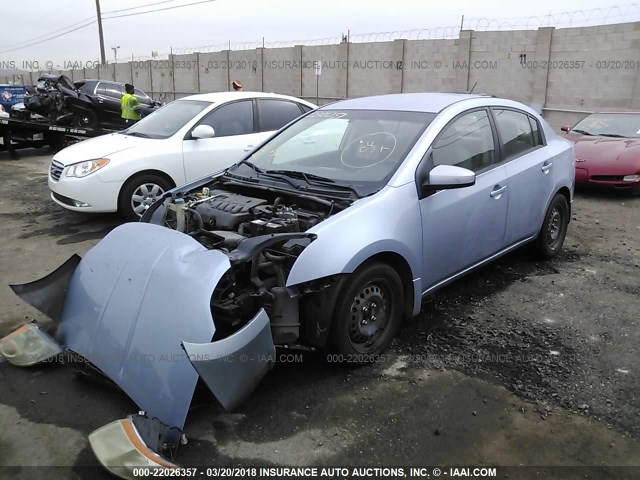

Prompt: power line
[
  {"left": 0, "top": 0, "right": 217, "bottom": 55},
  {"left": 103, "top": 0, "right": 183, "bottom": 15},
  {"left": 0, "top": 21, "right": 96, "bottom": 54},
  {"left": 102, "top": 0, "right": 217, "bottom": 20},
  {"left": 0, "top": 16, "right": 95, "bottom": 50}
]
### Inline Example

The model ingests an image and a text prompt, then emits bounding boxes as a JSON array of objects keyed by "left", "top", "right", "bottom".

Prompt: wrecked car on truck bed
[{"left": 1, "top": 93, "right": 574, "bottom": 478}]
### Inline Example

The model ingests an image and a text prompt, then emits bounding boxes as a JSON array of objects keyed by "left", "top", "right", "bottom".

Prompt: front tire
[
  {"left": 330, "top": 262, "right": 404, "bottom": 360},
  {"left": 532, "top": 193, "right": 569, "bottom": 259},
  {"left": 118, "top": 173, "right": 172, "bottom": 222},
  {"left": 72, "top": 110, "right": 98, "bottom": 129}
]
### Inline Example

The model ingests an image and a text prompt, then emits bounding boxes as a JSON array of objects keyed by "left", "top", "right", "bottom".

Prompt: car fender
[
  {"left": 286, "top": 183, "right": 422, "bottom": 296},
  {"left": 96, "top": 142, "right": 186, "bottom": 186}
]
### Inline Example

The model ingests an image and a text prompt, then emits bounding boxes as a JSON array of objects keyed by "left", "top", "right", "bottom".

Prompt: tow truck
[{"left": 0, "top": 116, "right": 115, "bottom": 153}]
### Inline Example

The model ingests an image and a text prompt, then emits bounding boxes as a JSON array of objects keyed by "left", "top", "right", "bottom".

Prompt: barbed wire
[
  {"left": 123, "top": 3, "right": 640, "bottom": 62},
  {"left": 463, "top": 3, "right": 640, "bottom": 29}
]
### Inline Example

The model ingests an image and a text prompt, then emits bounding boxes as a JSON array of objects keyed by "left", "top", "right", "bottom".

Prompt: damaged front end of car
[{"left": 3, "top": 175, "right": 347, "bottom": 478}]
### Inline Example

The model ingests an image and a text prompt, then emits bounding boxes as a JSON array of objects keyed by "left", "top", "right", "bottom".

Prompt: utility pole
[{"left": 95, "top": 0, "right": 106, "bottom": 65}]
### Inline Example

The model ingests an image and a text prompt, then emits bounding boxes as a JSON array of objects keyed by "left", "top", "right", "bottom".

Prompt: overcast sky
[{"left": 0, "top": 0, "right": 638, "bottom": 68}]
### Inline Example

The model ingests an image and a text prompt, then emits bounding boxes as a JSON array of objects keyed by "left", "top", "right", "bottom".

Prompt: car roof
[
  {"left": 322, "top": 92, "right": 488, "bottom": 113},
  {"left": 82, "top": 79, "right": 120, "bottom": 85},
  {"left": 180, "top": 91, "right": 315, "bottom": 105}
]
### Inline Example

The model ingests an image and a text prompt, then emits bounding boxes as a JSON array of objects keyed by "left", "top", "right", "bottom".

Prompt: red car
[{"left": 561, "top": 112, "right": 640, "bottom": 193}]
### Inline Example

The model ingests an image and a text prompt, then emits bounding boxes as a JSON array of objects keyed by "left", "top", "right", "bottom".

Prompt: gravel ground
[{"left": 0, "top": 149, "right": 638, "bottom": 480}]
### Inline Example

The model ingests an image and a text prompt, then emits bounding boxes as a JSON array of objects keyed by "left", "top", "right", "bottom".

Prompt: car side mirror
[
  {"left": 425, "top": 165, "right": 476, "bottom": 191},
  {"left": 191, "top": 125, "right": 215, "bottom": 140},
  {"left": 560, "top": 125, "right": 571, "bottom": 133}
]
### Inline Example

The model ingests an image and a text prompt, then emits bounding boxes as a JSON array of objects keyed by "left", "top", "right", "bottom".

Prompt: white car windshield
[
  {"left": 124, "top": 99, "right": 211, "bottom": 139},
  {"left": 242, "top": 109, "right": 435, "bottom": 192}
]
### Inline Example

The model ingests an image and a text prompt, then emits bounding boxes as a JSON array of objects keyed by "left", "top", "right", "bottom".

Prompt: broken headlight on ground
[
  {"left": 89, "top": 414, "right": 181, "bottom": 480},
  {"left": 0, "top": 321, "right": 62, "bottom": 366}
]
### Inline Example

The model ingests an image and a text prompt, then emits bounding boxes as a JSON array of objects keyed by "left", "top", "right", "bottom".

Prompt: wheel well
[
  {"left": 363, "top": 252, "right": 415, "bottom": 319},
  {"left": 556, "top": 186, "right": 571, "bottom": 219},
  {"left": 299, "top": 252, "right": 415, "bottom": 348},
  {"left": 118, "top": 170, "right": 176, "bottom": 204}
]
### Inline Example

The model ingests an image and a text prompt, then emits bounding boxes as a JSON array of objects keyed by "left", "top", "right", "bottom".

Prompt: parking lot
[{"left": 0, "top": 148, "right": 639, "bottom": 479}]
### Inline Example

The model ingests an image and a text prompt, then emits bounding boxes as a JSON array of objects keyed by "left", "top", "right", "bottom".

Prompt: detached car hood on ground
[
  {"left": 52, "top": 133, "right": 150, "bottom": 165},
  {"left": 58, "top": 223, "right": 225, "bottom": 429},
  {"left": 4, "top": 222, "right": 276, "bottom": 431}
]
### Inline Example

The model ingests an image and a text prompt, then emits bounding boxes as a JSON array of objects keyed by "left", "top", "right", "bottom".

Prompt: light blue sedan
[{"left": 4, "top": 93, "right": 575, "bottom": 473}]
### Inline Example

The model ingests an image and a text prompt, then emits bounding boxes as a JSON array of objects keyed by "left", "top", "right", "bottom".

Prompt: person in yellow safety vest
[{"left": 121, "top": 83, "right": 141, "bottom": 124}]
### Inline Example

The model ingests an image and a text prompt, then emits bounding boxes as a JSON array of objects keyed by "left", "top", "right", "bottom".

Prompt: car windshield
[
  {"left": 123, "top": 99, "right": 211, "bottom": 139},
  {"left": 235, "top": 109, "right": 435, "bottom": 196},
  {"left": 571, "top": 113, "right": 640, "bottom": 138}
]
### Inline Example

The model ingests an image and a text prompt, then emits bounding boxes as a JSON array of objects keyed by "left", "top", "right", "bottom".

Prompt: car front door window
[
  {"left": 183, "top": 100, "right": 262, "bottom": 181},
  {"left": 432, "top": 110, "right": 497, "bottom": 172},
  {"left": 198, "top": 100, "right": 254, "bottom": 137}
]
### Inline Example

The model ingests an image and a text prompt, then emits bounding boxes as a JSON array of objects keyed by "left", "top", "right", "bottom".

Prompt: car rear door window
[
  {"left": 528, "top": 115, "right": 544, "bottom": 146},
  {"left": 432, "top": 109, "right": 497, "bottom": 172},
  {"left": 493, "top": 109, "right": 536, "bottom": 159},
  {"left": 299, "top": 103, "right": 314, "bottom": 113},
  {"left": 199, "top": 100, "right": 254, "bottom": 137},
  {"left": 97, "top": 82, "right": 123, "bottom": 99},
  {"left": 258, "top": 99, "right": 304, "bottom": 132},
  {"left": 95, "top": 82, "right": 108, "bottom": 96}
]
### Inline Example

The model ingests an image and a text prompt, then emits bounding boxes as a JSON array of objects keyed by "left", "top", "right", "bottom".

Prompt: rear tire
[
  {"left": 118, "top": 173, "right": 172, "bottom": 222},
  {"left": 330, "top": 262, "right": 403, "bottom": 362},
  {"left": 532, "top": 194, "right": 569, "bottom": 259}
]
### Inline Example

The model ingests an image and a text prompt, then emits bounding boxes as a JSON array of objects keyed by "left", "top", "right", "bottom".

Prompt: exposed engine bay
[
  {"left": 159, "top": 183, "right": 343, "bottom": 345},
  {"left": 166, "top": 187, "right": 327, "bottom": 248}
]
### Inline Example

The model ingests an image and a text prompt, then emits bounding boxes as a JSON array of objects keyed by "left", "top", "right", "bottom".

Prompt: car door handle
[
  {"left": 243, "top": 145, "right": 254, "bottom": 152},
  {"left": 541, "top": 161, "right": 553, "bottom": 173},
  {"left": 490, "top": 185, "right": 507, "bottom": 198}
]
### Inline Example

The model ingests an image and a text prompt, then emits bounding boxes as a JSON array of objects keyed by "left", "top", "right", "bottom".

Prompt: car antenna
[{"left": 469, "top": 82, "right": 477, "bottom": 94}]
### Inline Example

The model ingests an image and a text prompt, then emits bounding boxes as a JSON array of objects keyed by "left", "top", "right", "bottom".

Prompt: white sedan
[{"left": 48, "top": 92, "right": 316, "bottom": 220}]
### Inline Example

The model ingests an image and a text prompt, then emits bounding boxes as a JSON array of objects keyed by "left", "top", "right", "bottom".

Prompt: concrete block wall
[
  {"left": 131, "top": 62, "right": 152, "bottom": 93},
  {"left": 229, "top": 49, "right": 263, "bottom": 92},
  {"left": 198, "top": 52, "right": 230, "bottom": 94},
  {"left": 546, "top": 23, "right": 640, "bottom": 113},
  {"left": 468, "top": 30, "right": 538, "bottom": 103},
  {"left": 150, "top": 60, "right": 174, "bottom": 100},
  {"left": 347, "top": 41, "right": 402, "bottom": 96},
  {"left": 170, "top": 53, "right": 198, "bottom": 99},
  {"left": 302, "top": 44, "right": 348, "bottom": 103},
  {"left": 263, "top": 47, "right": 303, "bottom": 95},
  {"left": 401, "top": 39, "right": 457, "bottom": 93},
  {"left": 6, "top": 21, "right": 640, "bottom": 129}
]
